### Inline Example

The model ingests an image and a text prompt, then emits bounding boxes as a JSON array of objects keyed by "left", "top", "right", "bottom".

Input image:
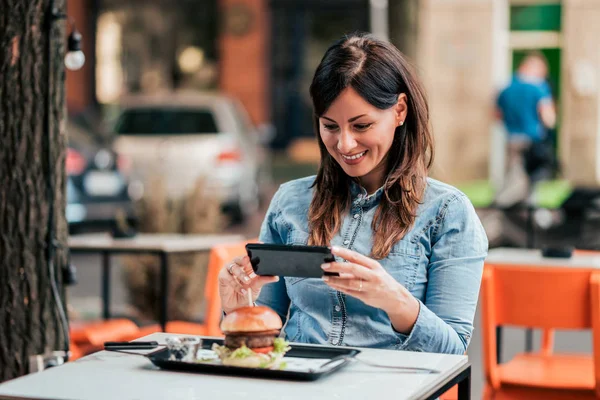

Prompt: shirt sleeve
[
  {"left": 396, "top": 194, "right": 488, "bottom": 354},
  {"left": 255, "top": 187, "right": 292, "bottom": 324},
  {"left": 537, "top": 81, "right": 553, "bottom": 105}
]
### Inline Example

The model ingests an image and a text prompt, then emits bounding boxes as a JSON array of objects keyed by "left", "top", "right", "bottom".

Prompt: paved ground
[{"left": 67, "top": 168, "right": 594, "bottom": 399}]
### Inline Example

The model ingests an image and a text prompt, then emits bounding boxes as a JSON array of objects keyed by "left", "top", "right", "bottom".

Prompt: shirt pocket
[
  {"left": 285, "top": 227, "right": 309, "bottom": 246},
  {"left": 285, "top": 310, "right": 305, "bottom": 342},
  {"left": 382, "top": 239, "right": 421, "bottom": 291}
]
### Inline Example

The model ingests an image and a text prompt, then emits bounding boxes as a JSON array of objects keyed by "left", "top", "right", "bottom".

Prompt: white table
[
  {"left": 486, "top": 247, "right": 600, "bottom": 269},
  {"left": 0, "top": 333, "right": 471, "bottom": 400},
  {"left": 69, "top": 233, "right": 244, "bottom": 331}
]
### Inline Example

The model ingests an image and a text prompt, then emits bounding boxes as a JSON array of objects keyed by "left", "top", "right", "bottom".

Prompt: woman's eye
[
  {"left": 354, "top": 123, "right": 373, "bottom": 131},
  {"left": 323, "top": 124, "right": 339, "bottom": 131}
]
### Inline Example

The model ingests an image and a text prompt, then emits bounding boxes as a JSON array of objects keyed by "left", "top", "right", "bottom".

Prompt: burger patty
[{"left": 224, "top": 331, "right": 279, "bottom": 349}]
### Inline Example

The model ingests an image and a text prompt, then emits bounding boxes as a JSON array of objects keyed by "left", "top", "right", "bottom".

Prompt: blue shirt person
[
  {"left": 497, "top": 73, "right": 553, "bottom": 143},
  {"left": 218, "top": 32, "right": 488, "bottom": 355},
  {"left": 494, "top": 53, "right": 557, "bottom": 204}
]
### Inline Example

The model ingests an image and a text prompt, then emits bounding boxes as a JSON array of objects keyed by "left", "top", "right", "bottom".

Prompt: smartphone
[{"left": 245, "top": 243, "right": 338, "bottom": 278}]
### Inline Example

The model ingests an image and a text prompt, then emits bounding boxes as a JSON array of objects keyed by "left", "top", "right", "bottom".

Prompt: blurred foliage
[
  {"left": 456, "top": 180, "right": 496, "bottom": 208},
  {"left": 534, "top": 179, "right": 572, "bottom": 209},
  {"left": 456, "top": 179, "right": 572, "bottom": 210}
]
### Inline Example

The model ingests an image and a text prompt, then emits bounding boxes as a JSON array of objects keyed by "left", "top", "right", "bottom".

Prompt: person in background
[
  {"left": 495, "top": 52, "right": 557, "bottom": 207},
  {"left": 218, "top": 32, "right": 488, "bottom": 355}
]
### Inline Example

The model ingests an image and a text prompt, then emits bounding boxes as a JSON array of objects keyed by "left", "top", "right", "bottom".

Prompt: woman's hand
[
  {"left": 218, "top": 255, "right": 279, "bottom": 314},
  {"left": 321, "top": 246, "right": 420, "bottom": 334}
]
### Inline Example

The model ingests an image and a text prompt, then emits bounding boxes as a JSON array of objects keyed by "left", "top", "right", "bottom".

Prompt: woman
[{"left": 219, "top": 32, "right": 488, "bottom": 355}]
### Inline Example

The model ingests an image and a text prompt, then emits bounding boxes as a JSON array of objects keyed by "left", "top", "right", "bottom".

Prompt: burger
[{"left": 212, "top": 306, "right": 291, "bottom": 369}]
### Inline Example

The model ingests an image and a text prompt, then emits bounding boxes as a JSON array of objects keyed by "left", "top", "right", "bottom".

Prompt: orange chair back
[
  {"left": 203, "top": 238, "right": 258, "bottom": 336},
  {"left": 481, "top": 265, "right": 600, "bottom": 392},
  {"left": 489, "top": 266, "right": 592, "bottom": 329}
]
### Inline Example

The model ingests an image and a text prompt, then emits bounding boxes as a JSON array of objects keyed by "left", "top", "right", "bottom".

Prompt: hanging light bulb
[{"left": 64, "top": 26, "right": 85, "bottom": 71}]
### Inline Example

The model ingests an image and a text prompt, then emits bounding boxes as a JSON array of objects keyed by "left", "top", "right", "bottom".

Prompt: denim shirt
[{"left": 256, "top": 176, "right": 488, "bottom": 355}]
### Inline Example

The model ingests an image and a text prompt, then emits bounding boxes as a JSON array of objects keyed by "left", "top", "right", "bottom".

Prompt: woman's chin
[{"left": 339, "top": 164, "right": 369, "bottom": 178}]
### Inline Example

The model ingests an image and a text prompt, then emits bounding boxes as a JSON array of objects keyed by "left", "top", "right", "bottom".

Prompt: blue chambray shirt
[{"left": 256, "top": 176, "right": 488, "bottom": 355}]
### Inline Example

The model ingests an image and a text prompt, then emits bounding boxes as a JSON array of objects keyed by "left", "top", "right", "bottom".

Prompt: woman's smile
[{"left": 340, "top": 150, "right": 368, "bottom": 165}]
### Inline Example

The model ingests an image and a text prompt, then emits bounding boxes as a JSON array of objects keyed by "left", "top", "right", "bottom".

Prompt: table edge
[{"left": 409, "top": 359, "right": 470, "bottom": 400}]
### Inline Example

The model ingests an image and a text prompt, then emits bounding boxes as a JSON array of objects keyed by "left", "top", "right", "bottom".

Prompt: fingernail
[
  {"left": 322, "top": 276, "right": 330, "bottom": 282},
  {"left": 241, "top": 288, "right": 247, "bottom": 295},
  {"left": 321, "top": 263, "right": 330, "bottom": 270},
  {"left": 243, "top": 276, "right": 250, "bottom": 283},
  {"left": 249, "top": 272, "right": 257, "bottom": 279},
  {"left": 331, "top": 246, "right": 340, "bottom": 253}
]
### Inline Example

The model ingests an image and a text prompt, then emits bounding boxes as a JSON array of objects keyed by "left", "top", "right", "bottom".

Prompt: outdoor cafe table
[
  {"left": 68, "top": 233, "right": 244, "bottom": 331},
  {"left": 0, "top": 333, "right": 472, "bottom": 400},
  {"left": 485, "top": 247, "right": 600, "bottom": 361}
]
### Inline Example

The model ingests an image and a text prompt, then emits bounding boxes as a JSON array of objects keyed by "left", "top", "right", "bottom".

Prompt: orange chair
[
  {"left": 69, "top": 318, "right": 160, "bottom": 358},
  {"left": 70, "top": 319, "right": 141, "bottom": 347},
  {"left": 166, "top": 239, "right": 258, "bottom": 336},
  {"left": 481, "top": 265, "right": 600, "bottom": 399},
  {"left": 439, "top": 385, "right": 458, "bottom": 400}
]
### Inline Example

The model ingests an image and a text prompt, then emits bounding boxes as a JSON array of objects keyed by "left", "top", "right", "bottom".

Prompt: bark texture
[{"left": 0, "top": 0, "right": 69, "bottom": 381}]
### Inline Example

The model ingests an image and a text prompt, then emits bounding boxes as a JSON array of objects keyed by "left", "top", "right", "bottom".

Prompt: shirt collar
[{"left": 349, "top": 179, "right": 384, "bottom": 208}]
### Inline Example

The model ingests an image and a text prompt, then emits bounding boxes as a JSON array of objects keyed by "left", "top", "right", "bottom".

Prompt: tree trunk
[{"left": 0, "top": 0, "right": 69, "bottom": 381}]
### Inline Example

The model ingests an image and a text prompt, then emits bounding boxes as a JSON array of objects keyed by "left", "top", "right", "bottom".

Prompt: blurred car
[
  {"left": 66, "top": 119, "right": 134, "bottom": 231},
  {"left": 110, "top": 92, "right": 272, "bottom": 223}
]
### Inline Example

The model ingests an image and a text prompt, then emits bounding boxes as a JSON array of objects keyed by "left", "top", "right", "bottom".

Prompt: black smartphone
[
  {"left": 542, "top": 246, "right": 573, "bottom": 258},
  {"left": 245, "top": 243, "right": 338, "bottom": 278},
  {"left": 104, "top": 341, "right": 159, "bottom": 350}
]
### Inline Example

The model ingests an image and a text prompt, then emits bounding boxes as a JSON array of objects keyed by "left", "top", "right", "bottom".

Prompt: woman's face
[{"left": 319, "top": 87, "right": 407, "bottom": 193}]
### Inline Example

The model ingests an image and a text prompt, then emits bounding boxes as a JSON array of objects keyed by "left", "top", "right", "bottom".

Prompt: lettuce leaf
[
  {"left": 272, "top": 338, "right": 291, "bottom": 355},
  {"left": 211, "top": 343, "right": 231, "bottom": 358},
  {"left": 230, "top": 345, "right": 255, "bottom": 359},
  {"left": 210, "top": 339, "right": 291, "bottom": 369}
]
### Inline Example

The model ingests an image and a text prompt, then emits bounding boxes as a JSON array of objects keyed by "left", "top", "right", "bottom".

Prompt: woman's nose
[{"left": 336, "top": 130, "right": 357, "bottom": 153}]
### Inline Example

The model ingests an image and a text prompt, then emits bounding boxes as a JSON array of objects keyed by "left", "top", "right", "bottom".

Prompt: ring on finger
[{"left": 227, "top": 263, "right": 235, "bottom": 275}]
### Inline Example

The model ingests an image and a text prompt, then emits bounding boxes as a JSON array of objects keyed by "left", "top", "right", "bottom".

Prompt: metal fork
[{"left": 316, "top": 355, "right": 441, "bottom": 374}]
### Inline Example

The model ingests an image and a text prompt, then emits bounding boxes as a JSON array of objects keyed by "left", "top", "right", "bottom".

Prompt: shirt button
[
  {"left": 353, "top": 213, "right": 360, "bottom": 219},
  {"left": 343, "top": 240, "right": 350, "bottom": 245},
  {"left": 335, "top": 305, "right": 341, "bottom": 312},
  {"left": 332, "top": 340, "right": 339, "bottom": 346}
]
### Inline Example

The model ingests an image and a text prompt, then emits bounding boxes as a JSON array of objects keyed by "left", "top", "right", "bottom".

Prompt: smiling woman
[{"left": 217, "top": 32, "right": 488, "bottom": 356}]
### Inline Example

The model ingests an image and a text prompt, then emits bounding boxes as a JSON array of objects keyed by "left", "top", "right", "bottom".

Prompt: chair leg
[{"left": 482, "top": 384, "right": 494, "bottom": 400}]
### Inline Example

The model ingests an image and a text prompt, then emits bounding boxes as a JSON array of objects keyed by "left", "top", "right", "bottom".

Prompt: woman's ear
[{"left": 395, "top": 93, "right": 408, "bottom": 126}]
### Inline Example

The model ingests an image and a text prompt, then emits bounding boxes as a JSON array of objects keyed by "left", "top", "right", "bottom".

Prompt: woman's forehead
[{"left": 322, "top": 88, "right": 382, "bottom": 119}]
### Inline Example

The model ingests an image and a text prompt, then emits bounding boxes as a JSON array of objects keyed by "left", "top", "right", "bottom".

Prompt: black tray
[{"left": 146, "top": 338, "right": 360, "bottom": 381}]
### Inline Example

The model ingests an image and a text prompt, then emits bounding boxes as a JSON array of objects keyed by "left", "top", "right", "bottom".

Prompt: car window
[{"left": 114, "top": 108, "right": 219, "bottom": 135}]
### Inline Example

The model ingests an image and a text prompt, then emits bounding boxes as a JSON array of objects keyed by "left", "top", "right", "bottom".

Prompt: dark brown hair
[{"left": 308, "top": 32, "right": 434, "bottom": 259}]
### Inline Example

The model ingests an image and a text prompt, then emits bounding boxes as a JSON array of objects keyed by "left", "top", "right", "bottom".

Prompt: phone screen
[{"left": 245, "top": 244, "right": 337, "bottom": 278}]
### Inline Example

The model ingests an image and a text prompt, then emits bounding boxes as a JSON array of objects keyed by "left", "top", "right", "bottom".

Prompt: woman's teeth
[{"left": 342, "top": 151, "right": 366, "bottom": 160}]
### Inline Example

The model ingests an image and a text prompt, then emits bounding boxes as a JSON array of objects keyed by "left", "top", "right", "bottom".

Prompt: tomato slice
[{"left": 251, "top": 346, "right": 274, "bottom": 354}]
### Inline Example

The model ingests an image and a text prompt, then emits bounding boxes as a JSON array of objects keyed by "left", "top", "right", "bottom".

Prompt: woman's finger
[
  {"left": 330, "top": 246, "right": 380, "bottom": 269},
  {"left": 235, "top": 255, "right": 259, "bottom": 280},
  {"left": 226, "top": 261, "right": 253, "bottom": 287},
  {"left": 321, "top": 261, "right": 371, "bottom": 279},
  {"left": 330, "top": 285, "right": 364, "bottom": 299},
  {"left": 323, "top": 275, "right": 367, "bottom": 293},
  {"left": 250, "top": 275, "right": 279, "bottom": 292},
  {"left": 230, "top": 278, "right": 247, "bottom": 295}
]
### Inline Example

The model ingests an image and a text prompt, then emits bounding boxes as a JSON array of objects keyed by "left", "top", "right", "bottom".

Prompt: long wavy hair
[{"left": 308, "top": 32, "right": 434, "bottom": 259}]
